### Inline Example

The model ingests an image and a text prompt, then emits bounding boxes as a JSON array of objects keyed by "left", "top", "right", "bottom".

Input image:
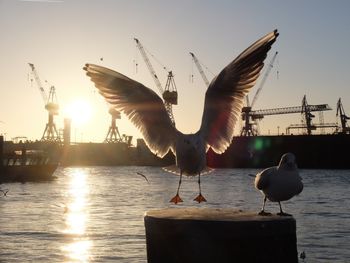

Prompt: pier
[{"left": 144, "top": 208, "right": 298, "bottom": 263}]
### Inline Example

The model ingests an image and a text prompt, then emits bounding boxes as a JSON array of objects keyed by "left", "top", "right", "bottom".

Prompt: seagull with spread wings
[{"left": 84, "top": 30, "right": 279, "bottom": 204}]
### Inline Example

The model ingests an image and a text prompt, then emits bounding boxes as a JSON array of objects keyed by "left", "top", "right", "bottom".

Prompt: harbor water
[{"left": 0, "top": 167, "right": 349, "bottom": 262}]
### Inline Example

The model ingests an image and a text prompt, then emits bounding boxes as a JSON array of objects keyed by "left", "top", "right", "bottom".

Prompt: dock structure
[{"left": 144, "top": 208, "right": 298, "bottom": 263}]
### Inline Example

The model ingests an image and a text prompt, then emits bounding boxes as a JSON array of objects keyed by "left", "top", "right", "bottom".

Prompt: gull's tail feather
[
  {"left": 163, "top": 165, "right": 214, "bottom": 176},
  {"left": 163, "top": 165, "right": 181, "bottom": 175}
]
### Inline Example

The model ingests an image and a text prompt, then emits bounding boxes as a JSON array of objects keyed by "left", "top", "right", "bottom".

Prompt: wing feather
[
  {"left": 255, "top": 167, "right": 274, "bottom": 190},
  {"left": 200, "top": 30, "right": 279, "bottom": 153},
  {"left": 84, "top": 64, "right": 177, "bottom": 157}
]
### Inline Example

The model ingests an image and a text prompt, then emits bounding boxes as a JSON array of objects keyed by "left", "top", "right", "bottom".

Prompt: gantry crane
[
  {"left": 336, "top": 98, "right": 350, "bottom": 134},
  {"left": 104, "top": 107, "right": 132, "bottom": 145},
  {"left": 285, "top": 95, "right": 336, "bottom": 135},
  {"left": 104, "top": 107, "right": 122, "bottom": 143},
  {"left": 28, "top": 63, "right": 61, "bottom": 142},
  {"left": 246, "top": 95, "right": 334, "bottom": 135},
  {"left": 134, "top": 38, "right": 177, "bottom": 126}
]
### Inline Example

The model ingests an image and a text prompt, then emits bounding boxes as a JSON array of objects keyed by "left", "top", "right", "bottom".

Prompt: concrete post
[
  {"left": 144, "top": 208, "right": 298, "bottom": 263},
  {"left": 0, "top": 136, "right": 3, "bottom": 168}
]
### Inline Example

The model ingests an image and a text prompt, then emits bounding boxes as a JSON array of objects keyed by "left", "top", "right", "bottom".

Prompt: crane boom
[
  {"left": 250, "top": 51, "right": 278, "bottom": 108},
  {"left": 28, "top": 63, "right": 48, "bottom": 103},
  {"left": 190, "top": 52, "right": 210, "bottom": 87},
  {"left": 134, "top": 38, "right": 164, "bottom": 95},
  {"left": 134, "top": 38, "right": 177, "bottom": 126},
  {"left": 250, "top": 104, "right": 332, "bottom": 118}
]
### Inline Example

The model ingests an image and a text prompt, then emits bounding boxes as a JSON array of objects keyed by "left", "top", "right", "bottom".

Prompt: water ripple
[{"left": 0, "top": 167, "right": 349, "bottom": 262}]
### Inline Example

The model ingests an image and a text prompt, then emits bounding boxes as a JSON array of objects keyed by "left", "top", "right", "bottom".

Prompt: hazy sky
[{"left": 1, "top": 0, "right": 349, "bottom": 143}]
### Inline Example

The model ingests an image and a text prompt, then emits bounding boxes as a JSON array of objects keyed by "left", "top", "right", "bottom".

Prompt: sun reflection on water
[{"left": 62, "top": 169, "right": 92, "bottom": 262}]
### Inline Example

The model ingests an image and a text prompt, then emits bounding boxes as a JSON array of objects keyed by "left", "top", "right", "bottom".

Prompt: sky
[{"left": 1, "top": 0, "right": 350, "bottom": 143}]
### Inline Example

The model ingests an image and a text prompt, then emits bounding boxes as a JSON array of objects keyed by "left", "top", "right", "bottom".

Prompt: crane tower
[
  {"left": 286, "top": 95, "right": 337, "bottom": 135},
  {"left": 104, "top": 108, "right": 122, "bottom": 143},
  {"left": 134, "top": 38, "right": 177, "bottom": 126},
  {"left": 28, "top": 63, "right": 61, "bottom": 142},
  {"left": 336, "top": 98, "right": 350, "bottom": 134}
]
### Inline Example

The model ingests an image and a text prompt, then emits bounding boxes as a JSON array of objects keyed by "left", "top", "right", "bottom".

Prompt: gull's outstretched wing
[
  {"left": 84, "top": 64, "right": 177, "bottom": 157},
  {"left": 200, "top": 30, "right": 279, "bottom": 153}
]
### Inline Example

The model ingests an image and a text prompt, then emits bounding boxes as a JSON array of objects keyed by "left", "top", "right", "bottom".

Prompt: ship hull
[
  {"left": 0, "top": 164, "right": 58, "bottom": 183},
  {"left": 207, "top": 134, "right": 350, "bottom": 169},
  {"left": 3, "top": 134, "right": 349, "bottom": 169}
]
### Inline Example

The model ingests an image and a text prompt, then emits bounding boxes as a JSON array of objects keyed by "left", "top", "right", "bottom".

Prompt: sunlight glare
[
  {"left": 64, "top": 170, "right": 88, "bottom": 235},
  {"left": 63, "top": 99, "right": 92, "bottom": 127},
  {"left": 63, "top": 239, "right": 92, "bottom": 262},
  {"left": 62, "top": 169, "right": 91, "bottom": 262}
]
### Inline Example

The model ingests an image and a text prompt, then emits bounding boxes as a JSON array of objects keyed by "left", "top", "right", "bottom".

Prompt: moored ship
[
  {"left": 0, "top": 136, "right": 58, "bottom": 183},
  {"left": 208, "top": 134, "right": 350, "bottom": 169}
]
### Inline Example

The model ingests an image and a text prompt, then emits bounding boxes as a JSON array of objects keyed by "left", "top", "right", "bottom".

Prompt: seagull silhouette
[
  {"left": 255, "top": 152, "right": 303, "bottom": 216},
  {"left": 0, "top": 188, "right": 9, "bottom": 196},
  {"left": 84, "top": 30, "right": 279, "bottom": 204}
]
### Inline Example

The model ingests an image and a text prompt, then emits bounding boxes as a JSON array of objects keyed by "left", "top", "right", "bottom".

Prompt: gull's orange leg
[
  {"left": 194, "top": 172, "right": 206, "bottom": 203},
  {"left": 170, "top": 172, "right": 183, "bottom": 204}
]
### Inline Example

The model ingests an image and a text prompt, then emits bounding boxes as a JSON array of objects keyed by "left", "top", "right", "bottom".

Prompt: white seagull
[
  {"left": 84, "top": 30, "right": 279, "bottom": 204},
  {"left": 255, "top": 152, "right": 303, "bottom": 216}
]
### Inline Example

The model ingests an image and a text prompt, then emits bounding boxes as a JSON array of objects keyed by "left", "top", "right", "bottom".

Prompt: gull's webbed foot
[
  {"left": 277, "top": 212, "right": 292, "bottom": 216},
  {"left": 258, "top": 210, "right": 272, "bottom": 216},
  {"left": 194, "top": 193, "right": 207, "bottom": 203},
  {"left": 170, "top": 194, "right": 183, "bottom": 204},
  {"left": 277, "top": 202, "right": 291, "bottom": 216}
]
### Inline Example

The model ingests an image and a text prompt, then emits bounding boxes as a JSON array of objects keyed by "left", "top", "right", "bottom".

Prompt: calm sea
[{"left": 0, "top": 167, "right": 349, "bottom": 262}]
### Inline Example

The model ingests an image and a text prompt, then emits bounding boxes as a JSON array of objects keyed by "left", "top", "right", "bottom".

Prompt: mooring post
[
  {"left": 144, "top": 208, "right": 298, "bottom": 263},
  {"left": 0, "top": 136, "right": 3, "bottom": 168}
]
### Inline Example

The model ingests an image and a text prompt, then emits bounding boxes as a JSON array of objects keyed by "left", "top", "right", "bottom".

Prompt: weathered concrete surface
[{"left": 144, "top": 208, "right": 298, "bottom": 263}]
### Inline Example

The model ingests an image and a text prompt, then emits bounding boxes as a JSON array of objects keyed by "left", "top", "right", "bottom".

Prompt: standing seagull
[
  {"left": 255, "top": 153, "right": 303, "bottom": 216},
  {"left": 84, "top": 30, "right": 279, "bottom": 204}
]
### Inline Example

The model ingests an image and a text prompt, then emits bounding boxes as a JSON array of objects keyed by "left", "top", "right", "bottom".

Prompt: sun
[{"left": 63, "top": 99, "right": 92, "bottom": 127}]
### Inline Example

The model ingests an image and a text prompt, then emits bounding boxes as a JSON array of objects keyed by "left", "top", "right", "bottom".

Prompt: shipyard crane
[
  {"left": 28, "top": 63, "right": 61, "bottom": 142},
  {"left": 248, "top": 95, "right": 333, "bottom": 135},
  {"left": 301, "top": 95, "right": 315, "bottom": 135},
  {"left": 285, "top": 95, "right": 336, "bottom": 135},
  {"left": 336, "top": 98, "right": 350, "bottom": 134},
  {"left": 189, "top": 52, "right": 210, "bottom": 87},
  {"left": 241, "top": 51, "right": 278, "bottom": 136},
  {"left": 104, "top": 108, "right": 122, "bottom": 143},
  {"left": 104, "top": 107, "right": 131, "bottom": 145},
  {"left": 134, "top": 38, "right": 177, "bottom": 126}
]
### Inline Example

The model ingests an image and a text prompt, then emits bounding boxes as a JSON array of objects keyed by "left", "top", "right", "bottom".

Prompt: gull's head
[{"left": 278, "top": 152, "right": 297, "bottom": 170}]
